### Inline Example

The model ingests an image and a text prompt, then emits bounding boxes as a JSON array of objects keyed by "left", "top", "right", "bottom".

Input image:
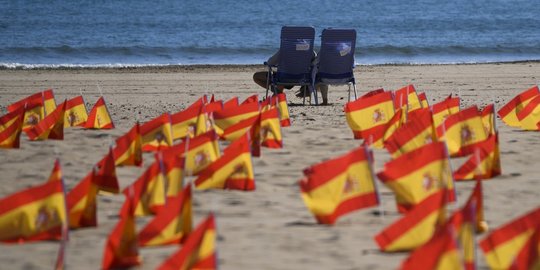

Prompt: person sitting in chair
[{"left": 253, "top": 50, "right": 329, "bottom": 105}]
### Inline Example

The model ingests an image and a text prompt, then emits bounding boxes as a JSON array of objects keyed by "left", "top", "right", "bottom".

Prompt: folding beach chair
[
  {"left": 265, "top": 26, "right": 318, "bottom": 105},
  {"left": 315, "top": 28, "right": 358, "bottom": 102}
]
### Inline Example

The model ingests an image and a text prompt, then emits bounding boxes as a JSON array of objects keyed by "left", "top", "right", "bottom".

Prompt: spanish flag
[
  {"left": 300, "top": 146, "right": 379, "bottom": 225},
  {"left": 400, "top": 224, "right": 463, "bottom": 270},
  {"left": 138, "top": 185, "right": 192, "bottom": 247},
  {"left": 377, "top": 142, "right": 455, "bottom": 213},
  {"left": 516, "top": 95, "right": 540, "bottom": 131},
  {"left": 242, "top": 94, "right": 259, "bottom": 104},
  {"left": 213, "top": 100, "right": 260, "bottom": 132},
  {"left": 21, "top": 96, "right": 46, "bottom": 131},
  {"left": 156, "top": 213, "right": 217, "bottom": 270},
  {"left": 375, "top": 190, "right": 447, "bottom": 252},
  {"left": 113, "top": 123, "right": 143, "bottom": 167},
  {"left": 497, "top": 85, "right": 539, "bottom": 128},
  {"left": 195, "top": 133, "right": 255, "bottom": 191},
  {"left": 436, "top": 106, "right": 488, "bottom": 157},
  {"left": 95, "top": 147, "right": 120, "bottom": 194},
  {"left": 64, "top": 95, "right": 88, "bottom": 127},
  {"left": 453, "top": 134, "right": 501, "bottom": 181},
  {"left": 431, "top": 95, "right": 460, "bottom": 128},
  {"left": 84, "top": 96, "right": 114, "bottom": 129},
  {"left": 384, "top": 108, "right": 436, "bottom": 158},
  {"left": 48, "top": 159, "right": 63, "bottom": 182},
  {"left": 508, "top": 226, "right": 540, "bottom": 270},
  {"left": 418, "top": 92, "right": 429, "bottom": 108},
  {"left": 0, "top": 179, "right": 67, "bottom": 242},
  {"left": 394, "top": 84, "right": 423, "bottom": 113},
  {"left": 25, "top": 100, "right": 66, "bottom": 141},
  {"left": 66, "top": 169, "right": 98, "bottom": 229},
  {"left": 448, "top": 203, "right": 477, "bottom": 270},
  {"left": 480, "top": 206, "right": 540, "bottom": 269},
  {"left": 0, "top": 107, "right": 24, "bottom": 149},
  {"left": 260, "top": 106, "right": 283, "bottom": 149},
  {"left": 141, "top": 113, "right": 174, "bottom": 152},
  {"left": 221, "top": 113, "right": 259, "bottom": 142},
  {"left": 223, "top": 96, "right": 239, "bottom": 109},
  {"left": 122, "top": 160, "right": 166, "bottom": 216},
  {"left": 345, "top": 90, "right": 395, "bottom": 140},
  {"left": 159, "top": 154, "right": 184, "bottom": 198},
  {"left": 272, "top": 93, "right": 291, "bottom": 127},
  {"left": 481, "top": 104, "right": 497, "bottom": 135},
  {"left": 101, "top": 193, "right": 141, "bottom": 270},
  {"left": 8, "top": 89, "right": 56, "bottom": 115},
  {"left": 362, "top": 108, "right": 403, "bottom": 149},
  {"left": 159, "top": 130, "right": 220, "bottom": 176},
  {"left": 171, "top": 104, "right": 201, "bottom": 140}
]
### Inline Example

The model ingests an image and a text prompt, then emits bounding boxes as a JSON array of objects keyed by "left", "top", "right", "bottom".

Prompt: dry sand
[{"left": 0, "top": 62, "right": 539, "bottom": 269}]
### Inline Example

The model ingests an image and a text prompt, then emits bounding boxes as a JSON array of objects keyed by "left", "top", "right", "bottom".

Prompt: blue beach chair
[
  {"left": 265, "top": 26, "right": 318, "bottom": 105},
  {"left": 315, "top": 28, "right": 358, "bottom": 102}
]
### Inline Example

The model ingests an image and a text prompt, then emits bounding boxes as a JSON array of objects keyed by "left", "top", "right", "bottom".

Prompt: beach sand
[{"left": 0, "top": 62, "right": 539, "bottom": 269}]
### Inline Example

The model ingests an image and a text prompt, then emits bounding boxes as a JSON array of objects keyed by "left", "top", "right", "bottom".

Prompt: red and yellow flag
[
  {"left": 223, "top": 96, "right": 239, "bottom": 109},
  {"left": 418, "top": 92, "right": 429, "bottom": 108},
  {"left": 480, "top": 206, "right": 540, "bottom": 270},
  {"left": 508, "top": 226, "right": 540, "bottom": 270},
  {"left": 213, "top": 100, "right": 260, "bottom": 132},
  {"left": 47, "top": 159, "right": 63, "bottom": 182},
  {"left": 516, "top": 95, "right": 540, "bottom": 131},
  {"left": 384, "top": 108, "right": 436, "bottom": 158},
  {"left": 394, "top": 84, "right": 423, "bottom": 113},
  {"left": 498, "top": 85, "right": 540, "bottom": 128},
  {"left": 20, "top": 97, "right": 46, "bottom": 131},
  {"left": 8, "top": 89, "right": 56, "bottom": 116},
  {"left": 64, "top": 95, "right": 88, "bottom": 127},
  {"left": 377, "top": 141, "right": 456, "bottom": 213},
  {"left": 271, "top": 93, "right": 291, "bottom": 127},
  {"left": 436, "top": 106, "right": 488, "bottom": 157},
  {"left": 375, "top": 190, "right": 447, "bottom": 252},
  {"left": 84, "top": 96, "right": 114, "bottom": 129},
  {"left": 345, "top": 90, "right": 395, "bottom": 140},
  {"left": 453, "top": 134, "right": 501, "bottom": 181},
  {"left": 431, "top": 95, "right": 460, "bottom": 128},
  {"left": 66, "top": 169, "right": 98, "bottom": 229},
  {"left": 221, "top": 113, "right": 259, "bottom": 142},
  {"left": 101, "top": 194, "right": 141, "bottom": 270},
  {"left": 158, "top": 154, "right": 185, "bottom": 198},
  {"left": 95, "top": 147, "right": 120, "bottom": 194},
  {"left": 156, "top": 213, "right": 217, "bottom": 270},
  {"left": 241, "top": 94, "right": 259, "bottom": 104},
  {"left": 141, "top": 113, "right": 174, "bottom": 152},
  {"left": 195, "top": 133, "right": 255, "bottom": 191},
  {"left": 138, "top": 185, "right": 192, "bottom": 246},
  {"left": 25, "top": 100, "right": 66, "bottom": 141},
  {"left": 481, "top": 104, "right": 497, "bottom": 135},
  {"left": 122, "top": 160, "right": 166, "bottom": 216},
  {"left": 362, "top": 108, "right": 403, "bottom": 149},
  {"left": 171, "top": 104, "right": 201, "bottom": 140},
  {"left": 0, "top": 107, "right": 25, "bottom": 149},
  {"left": 260, "top": 106, "right": 283, "bottom": 149},
  {"left": 300, "top": 146, "right": 379, "bottom": 225},
  {"left": 0, "top": 179, "right": 67, "bottom": 242},
  {"left": 113, "top": 123, "right": 143, "bottom": 167}
]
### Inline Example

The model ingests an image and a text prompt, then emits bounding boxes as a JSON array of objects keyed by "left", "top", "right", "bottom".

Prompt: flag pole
[
  {"left": 365, "top": 144, "right": 384, "bottom": 221},
  {"left": 441, "top": 120, "right": 457, "bottom": 209},
  {"left": 182, "top": 135, "right": 191, "bottom": 187}
]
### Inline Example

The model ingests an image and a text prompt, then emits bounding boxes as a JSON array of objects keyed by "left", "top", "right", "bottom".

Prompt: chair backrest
[
  {"left": 275, "top": 26, "right": 315, "bottom": 84},
  {"left": 317, "top": 28, "right": 357, "bottom": 84}
]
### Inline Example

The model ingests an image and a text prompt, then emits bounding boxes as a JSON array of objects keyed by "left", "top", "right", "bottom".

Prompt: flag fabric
[
  {"left": 272, "top": 93, "right": 291, "bottom": 127},
  {"left": 431, "top": 95, "right": 461, "bottom": 128},
  {"left": 0, "top": 179, "right": 67, "bottom": 242},
  {"left": 436, "top": 106, "right": 488, "bottom": 157},
  {"left": 221, "top": 113, "right": 259, "bottom": 142},
  {"left": 453, "top": 134, "right": 501, "bottom": 181},
  {"left": 480, "top": 206, "right": 540, "bottom": 270},
  {"left": 242, "top": 94, "right": 259, "bottom": 104},
  {"left": 195, "top": 133, "right": 255, "bottom": 191},
  {"left": 362, "top": 108, "right": 403, "bottom": 149},
  {"left": 374, "top": 190, "right": 447, "bottom": 252},
  {"left": 84, "top": 96, "right": 114, "bottom": 129},
  {"left": 0, "top": 107, "right": 24, "bottom": 149},
  {"left": 345, "top": 90, "right": 396, "bottom": 140},
  {"left": 21, "top": 96, "right": 46, "bottom": 131},
  {"left": 101, "top": 193, "right": 141, "bottom": 270},
  {"left": 481, "top": 104, "right": 497, "bottom": 135},
  {"left": 213, "top": 100, "right": 260, "bottom": 132},
  {"left": 394, "top": 84, "right": 423, "bottom": 113},
  {"left": 223, "top": 96, "right": 239, "bottom": 109},
  {"left": 516, "top": 95, "right": 540, "bottom": 131},
  {"left": 48, "top": 159, "right": 63, "bottom": 182},
  {"left": 66, "top": 169, "right": 98, "bottom": 229},
  {"left": 384, "top": 108, "right": 436, "bottom": 158},
  {"left": 63, "top": 95, "right": 88, "bottom": 127},
  {"left": 159, "top": 130, "right": 221, "bottom": 177},
  {"left": 400, "top": 224, "right": 463, "bottom": 270},
  {"left": 377, "top": 141, "right": 456, "bottom": 213},
  {"left": 25, "top": 101, "right": 67, "bottom": 141},
  {"left": 171, "top": 104, "right": 201, "bottom": 140},
  {"left": 418, "top": 92, "right": 429, "bottom": 108},
  {"left": 122, "top": 160, "right": 166, "bottom": 216},
  {"left": 138, "top": 185, "right": 192, "bottom": 246},
  {"left": 156, "top": 153, "right": 184, "bottom": 198},
  {"left": 497, "top": 85, "right": 540, "bottom": 128},
  {"left": 140, "top": 113, "right": 174, "bottom": 152},
  {"left": 300, "top": 146, "right": 379, "bottom": 225},
  {"left": 8, "top": 89, "right": 56, "bottom": 115},
  {"left": 156, "top": 214, "right": 217, "bottom": 270},
  {"left": 95, "top": 147, "right": 120, "bottom": 193},
  {"left": 112, "top": 123, "right": 143, "bottom": 167},
  {"left": 260, "top": 106, "right": 283, "bottom": 148},
  {"left": 508, "top": 226, "right": 540, "bottom": 270}
]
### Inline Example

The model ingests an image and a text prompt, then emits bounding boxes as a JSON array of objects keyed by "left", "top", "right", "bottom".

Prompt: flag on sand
[
  {"left": 113, "top": 123, "right": 143, "bottom": 167},
  {"left": 436, "top": 106, "right": 488, "bottom": 157},
  {"left": 480, "top": 206, "right": 540, "bottom": 270},
  {"left": 374, "top": 190, "right": 447, "bottom": 252},
  {"left": 0, "top": 179, "right": 67, "bottom": 242},
  {"left": 300, "top": 146, "right": 379, "bottom": 225},
  {"left": 362, "top": 108, "right": 403, "bottom": 149},
  {"left": 431, "top": 95, "right": 460, "bottom": 128},
  {"left": 497, "top": 85, "right": 539, "bottom": 128},
  {"left": 25, "top": 100, "right": 67, "bottom": 141},
  {"left": 140, "top": 113, "right": 174, "bottom": 152},
  {"left": 384, "top": 108, "right": 436, "bottom": 158},
  {"left": 95, "top": 147, "right": 120, "bottom": 194},
  {"left": 260, "top": 106, "right": 283, "bottom": 148},
  {"left": 122, "top": 160, "right": 166, "bottom": 216},
  {"left": 84, "top": 96, "right": 114, "bottom": 129},
  {"left": 345, "top": 90, "right": 395, "bottom": 140},
  {"left": 195, "top": 133, "right": 254, "bottom": 191},
  {"left": 47, "top": 159, "right": 63, "bottom": 182},
  {"left": 213, "top": 101, "right": 260, "bottom": 133},
  {"left": 138, "top": 185, "right": 192, "bottom": 247},
  {"left": 0, "top": 107, "right": 24, "bottom": 149},
  {"left": 394, "top": 84, "right": 423, "bottom": 113},
  {"left": 67, "top": 169, "right": 99, "bottom": 229},
  {"left": 64, "top": 95, "right": 88, "bottom": 127},
  {"left": 158, "top": 154, "right": 185, "bottom": 198},
  {"left": 377, "top": 141, "right": 455, "bottom": 213},
  {"left": 508, "top": 226, "right": 540, "bottom": 270},
  {"left": 516, "top": 95, "right": 540, "bottom": 131},
  {"left": 481, "top": 104, "right": 497, "bottom": 135},
  {"left": 8, "top": 89, "right": 56, "bottom": 115},
  {"left": 418, "top": 92, "right": 429, "bottom": 108},
  {"left": 453, "top": 134, "right": 501, "bottom": 181},
  {"left": 156, "top": 213, "right": 217, "bottom": 270}
]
